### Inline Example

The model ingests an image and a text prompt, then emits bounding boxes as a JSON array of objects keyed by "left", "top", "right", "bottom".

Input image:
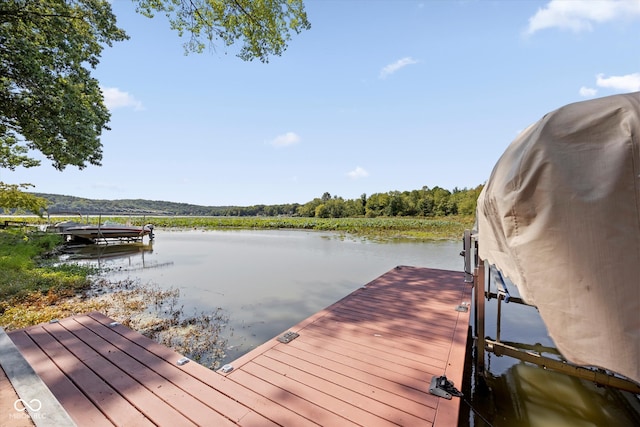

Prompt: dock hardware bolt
[
  {"left": 277, "top": 331, "right": 299, "bottom": 344},
  {"left": 219, "top": 364, "right": 234, "bottom": 373},
  {"left": 429, "top": 375, "right": 463, "bottom": 400}
]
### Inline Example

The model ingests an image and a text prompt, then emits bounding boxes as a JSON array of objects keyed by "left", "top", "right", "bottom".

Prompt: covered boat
[{"left": 476, "top": 92, "right": 640, "bottom": 384}]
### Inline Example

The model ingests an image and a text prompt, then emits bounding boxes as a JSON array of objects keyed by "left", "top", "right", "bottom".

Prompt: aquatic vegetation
[
  {"left": 15, "top": 215, "right": 474, "bottom": 241},
  {"left": 87, "top": 279, "right": 229, "bottom": 370}
]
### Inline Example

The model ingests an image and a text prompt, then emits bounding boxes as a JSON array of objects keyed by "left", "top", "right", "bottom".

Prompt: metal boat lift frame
[
  {"left": 462, "top": 230, "right": 640, "bottom": 395},
  {"left": 48, "top": 212, "right": 154, "bottom": 245}
]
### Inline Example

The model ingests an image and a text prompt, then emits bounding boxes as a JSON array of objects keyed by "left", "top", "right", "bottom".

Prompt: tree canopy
[
  {"left": 0, "top": 183, "right": 47, "bottom": 215},
  {"left": 297, "top": 186, "right": 483, "bottom": 219},
  {"left": 0, "top": 0, "right": 310, "bottom": 213},
  {"left": 0, "top": 0, "right": 128, "bottom": 172}
]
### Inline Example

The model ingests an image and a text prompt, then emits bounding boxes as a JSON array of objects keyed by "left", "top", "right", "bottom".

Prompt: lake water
[
  {"left": 66, "top": 229, "right": 640, "bottom": 427},
  {"left": 80, "top": 229, "right": 461, "bottom": 362}
]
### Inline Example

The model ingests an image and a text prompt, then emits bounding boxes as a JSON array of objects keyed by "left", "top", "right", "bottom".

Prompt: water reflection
[
  {"left": 61, "top": 241, "right": 173, "bottom": 271},
  {"left": 476, "top": 363, "right": 640, "bottom": 427},
  {"left": 62, "top": 242, "right": 153, "bottom": 260},
  {"left": 464, "top": 269, "right": 640, "bottom": 426}
]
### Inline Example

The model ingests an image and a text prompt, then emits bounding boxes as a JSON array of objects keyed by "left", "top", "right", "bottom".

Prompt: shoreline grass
[{"left": 0, "top": 230, "right": 93, "bottom": 303}]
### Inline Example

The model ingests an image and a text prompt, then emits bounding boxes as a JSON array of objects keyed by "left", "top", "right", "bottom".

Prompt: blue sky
[{"left": 6, "top": 0, "right": 640, "bottom": 206}]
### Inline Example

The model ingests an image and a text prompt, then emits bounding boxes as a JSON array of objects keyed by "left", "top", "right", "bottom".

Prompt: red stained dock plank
[
  {"left": 5, "top": 266, "right": 470, "bottom": 426},
  {"left": 224, "top": 266, "right": 471, "bottom": 427}
]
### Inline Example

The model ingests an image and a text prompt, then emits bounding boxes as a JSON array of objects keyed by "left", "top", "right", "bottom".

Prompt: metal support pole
[
  {"left": 475, "top": 259, "right": 486, "bottom": 374},
  {"left": 463, "top": 230, "right": 473, "bottom": 283},
  {"left": 496, "top": 294, "right": 502, "bottom": 343},
  {"left": 473, "top": 265, "right": 478, "bottom": 345}
]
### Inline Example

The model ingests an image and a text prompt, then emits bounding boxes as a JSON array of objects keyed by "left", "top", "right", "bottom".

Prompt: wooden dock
[{"left": 1, "top": 266, "right": 471, "bottom": 426}]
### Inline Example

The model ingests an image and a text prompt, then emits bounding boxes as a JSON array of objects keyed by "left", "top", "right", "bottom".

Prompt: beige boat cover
[{"left": 477, "top": 92, "right": 640, "bottom": 384}]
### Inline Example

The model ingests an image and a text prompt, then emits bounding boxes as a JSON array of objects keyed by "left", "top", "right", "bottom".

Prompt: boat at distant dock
[{"left": 54, "top": 220, "right": 154, "bottom": 243}]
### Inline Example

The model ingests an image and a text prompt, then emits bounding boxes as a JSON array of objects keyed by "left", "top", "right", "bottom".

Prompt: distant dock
[{"left": 2, "top": 266, "right": 471, "bottom": 426}]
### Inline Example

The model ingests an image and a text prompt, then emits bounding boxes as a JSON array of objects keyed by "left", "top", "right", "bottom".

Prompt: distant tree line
[
  {"left": 296, "top": 186, "right": 482, "bottom": 218},
  {"left": 1, "top": 186, "right": 482, "bottom": 217}
]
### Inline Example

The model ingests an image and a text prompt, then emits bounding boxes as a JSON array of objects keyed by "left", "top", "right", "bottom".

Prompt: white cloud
[
  {"left": 578, "top": 73, "right": 640, "bottom": 98},
  {"left": 269, "top": 132, "right": 300, "bottom": 147},
  {"left": 379, "top": 57, "right": 419, "bottom": 79},
  {"left": 347, "top": 166, "right": 369, "bottom": 179},
  {"left": 101, "top": 87, "right": 143, "bottom": 111},
  {"left": 579, "top": 86, "right": 598, "bottom": 97},
  {"left": 596, "top": 72, "right": 640, "bottom": 92},
  {"left": 526, "top": 0, "right": 640, "bottom": 35}
]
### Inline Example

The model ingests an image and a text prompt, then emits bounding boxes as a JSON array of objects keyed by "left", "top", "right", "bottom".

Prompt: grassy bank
[
  {"left": 0, "top": 230, "right": 91, "bottom": 302},
  {"left": 0, "top": 229, "right": 98, "bottom": 328},
  {"left": 15, "top": 215, "right": 475, "bottom": 241}
]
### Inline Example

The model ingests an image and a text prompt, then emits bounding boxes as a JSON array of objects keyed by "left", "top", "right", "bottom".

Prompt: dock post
[{"left": 474, "top": 259, "right": 486, "bottom": 375}]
